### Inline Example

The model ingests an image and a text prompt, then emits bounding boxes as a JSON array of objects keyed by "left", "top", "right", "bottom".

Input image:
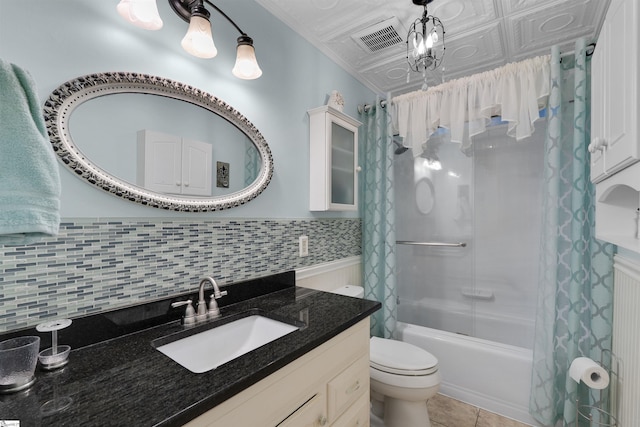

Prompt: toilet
[{"left": 331, "top": 285, "right": 441, "bottom": 427}]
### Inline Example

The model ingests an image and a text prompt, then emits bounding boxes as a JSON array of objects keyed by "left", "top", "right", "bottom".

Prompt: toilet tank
[{"left": 331, "top": 285, "right": 364, "bottom": 298}]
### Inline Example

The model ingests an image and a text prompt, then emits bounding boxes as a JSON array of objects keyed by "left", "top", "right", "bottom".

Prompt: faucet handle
[
  {"left": 214, "top": 289, "right": 228, "bottom": 299},
  {"left": 208, "top": 288, "right": 227, "bottom": 318},
  {"left": 208, "top": 294, "right": 222, "bottom": 318},
  {"left": 171, "top": 299, "right": 196, "bottom": 326}
]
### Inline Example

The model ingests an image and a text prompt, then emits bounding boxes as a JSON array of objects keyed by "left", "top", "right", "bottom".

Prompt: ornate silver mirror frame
[{"left": 43, "top": 72, "right": 273, "bottom": 212}]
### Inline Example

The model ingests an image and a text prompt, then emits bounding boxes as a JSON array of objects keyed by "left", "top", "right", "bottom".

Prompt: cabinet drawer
[
  {"left": 278, "top": 392, "right": 327, "bottom": 427},
  {"left": 331, "top": 394, "right": 370, "bottom": 427},
  {"left": 327, "top": 355, "right": 369, "bottom": 422}
]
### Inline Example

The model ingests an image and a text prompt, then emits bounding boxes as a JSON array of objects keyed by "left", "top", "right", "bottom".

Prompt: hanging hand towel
[{"left": 0, "top": 59, "right": 61, "bottom": 245}]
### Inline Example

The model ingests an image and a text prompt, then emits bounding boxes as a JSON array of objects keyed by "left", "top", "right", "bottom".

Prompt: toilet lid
[{"left": 370, "top": 337, "right": 438, "bottom": 376}]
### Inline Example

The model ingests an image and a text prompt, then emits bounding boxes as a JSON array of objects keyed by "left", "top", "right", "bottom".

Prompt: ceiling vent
[{"left": 352, "top": 17, "right": 406, "bottom": 53}]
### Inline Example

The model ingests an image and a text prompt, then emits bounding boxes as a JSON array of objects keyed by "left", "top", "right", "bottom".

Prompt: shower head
[{"left": 392, "top": 137, "right": 409, "bottom": 155}]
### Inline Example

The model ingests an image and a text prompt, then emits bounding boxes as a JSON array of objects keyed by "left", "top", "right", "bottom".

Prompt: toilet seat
[{"left": 370, "top": 337, "right": 438, "bottom": 376}]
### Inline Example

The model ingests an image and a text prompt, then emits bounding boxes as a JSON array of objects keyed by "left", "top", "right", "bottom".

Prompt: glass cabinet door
[
  {"left": 330, "top": 122, "right": 355, "bottom": 206},
  {"left": 308, "top": 106, "right": 361, "bottom": 211}
]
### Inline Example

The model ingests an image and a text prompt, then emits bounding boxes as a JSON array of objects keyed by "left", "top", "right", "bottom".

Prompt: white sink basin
[{"left": 156, "top": 315, "right": 299, "bottom": 373}]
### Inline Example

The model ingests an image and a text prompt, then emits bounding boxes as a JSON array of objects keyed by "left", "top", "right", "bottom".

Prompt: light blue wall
[
  {"left": 0, "top": 0, "right": 376, "bottom": 218},
  {"left": 0, "top": 1, "right": 373, "bottom": 333}
]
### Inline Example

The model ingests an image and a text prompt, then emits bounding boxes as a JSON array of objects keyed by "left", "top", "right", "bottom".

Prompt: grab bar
[{"left": 396, "top": 240, "right": 467, "bottom": 248}]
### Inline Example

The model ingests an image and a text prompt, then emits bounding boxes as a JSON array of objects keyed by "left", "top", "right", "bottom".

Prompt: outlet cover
[{"left": 299, "top": 235, "right": 309, "bottom": 257}]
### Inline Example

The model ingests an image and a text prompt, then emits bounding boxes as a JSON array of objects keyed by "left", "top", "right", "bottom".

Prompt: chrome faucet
[{"left": 196, "top": 277, "right": 227, "bottom": 321}]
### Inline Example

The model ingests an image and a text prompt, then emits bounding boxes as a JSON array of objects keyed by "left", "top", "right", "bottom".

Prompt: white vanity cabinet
[
  {"left": 137, "top": 130, "right": 212, "bottom": 196},
  {"left": 184, "top": 319, "right": 370, "bottom": 427},
  {"left": 590, "top": 0, "right": 639, "bottom": 184},
  {"left": 591, "top": 0, "right": 640, "bottom": 252},
  {"left": 308, "top": 106, "right": 361, "bottom": 211}
]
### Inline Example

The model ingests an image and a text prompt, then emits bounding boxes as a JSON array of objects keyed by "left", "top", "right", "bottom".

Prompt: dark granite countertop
[{"left": 0, "top": 272, "right": 380, "bottom": 427}]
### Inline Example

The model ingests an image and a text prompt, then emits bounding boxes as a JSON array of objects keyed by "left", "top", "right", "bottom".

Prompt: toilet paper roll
[{"left": 569, "top": 357, "right": 610, "bottom": 390}]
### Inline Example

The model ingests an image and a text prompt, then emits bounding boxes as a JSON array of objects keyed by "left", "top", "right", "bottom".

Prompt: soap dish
[
  {"left": 36, "top": 319, "right": 72, "bottom": 371},
  {"left": 38, "top": 345, "right": 71, "bottom": 370}
]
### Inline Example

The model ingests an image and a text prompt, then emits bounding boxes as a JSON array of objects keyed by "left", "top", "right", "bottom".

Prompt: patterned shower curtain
[
  {"left": 359, "top": 98, "right": 397, "bottom": 339},
  {"left": 529, "top": 39, "right": 615, "bottom": 426}
]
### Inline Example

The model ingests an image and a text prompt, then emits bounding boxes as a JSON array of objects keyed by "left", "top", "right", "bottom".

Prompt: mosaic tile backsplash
[{"left": 0, "top": 218, "right": 361, "bottom": 333}]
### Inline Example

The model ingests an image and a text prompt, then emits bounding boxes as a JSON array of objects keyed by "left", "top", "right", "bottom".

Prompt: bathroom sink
[{"left": 154, "top": 314, "right": 300, "bottom": 373}]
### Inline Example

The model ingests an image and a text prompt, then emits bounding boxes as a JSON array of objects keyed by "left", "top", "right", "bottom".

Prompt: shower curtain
[
  {"left": 529, "top": 39, "right": 615, "bottom": 426},
  {"left": 359, "top": 98, "right": 397, "bottom": 339}
]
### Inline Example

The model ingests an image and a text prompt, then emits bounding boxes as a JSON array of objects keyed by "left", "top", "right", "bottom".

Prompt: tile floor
[{"left": 371, "top": 393, "right": 532, "bottom": 427}]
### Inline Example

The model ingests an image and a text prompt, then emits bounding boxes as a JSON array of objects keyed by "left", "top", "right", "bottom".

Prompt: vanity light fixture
[
  {"left": 406, "top": 0, "right": 445, "bottom": 90},
  {"left": 116, "top": 0, "right": 262, "bottom": 79}
]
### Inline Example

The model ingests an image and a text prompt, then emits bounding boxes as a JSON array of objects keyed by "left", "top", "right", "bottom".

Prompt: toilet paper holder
[{"left": 574, "top": 350, "right": 619, "bottom": 427}]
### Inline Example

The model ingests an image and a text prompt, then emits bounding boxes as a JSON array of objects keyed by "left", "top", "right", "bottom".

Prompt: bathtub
[
  {"left": 397, "top": 322, "right": 543, "bottom": 426},
  {"left": 398, "top": 293, "right": 536, "bottom": 349},
  {"left": 398, "top": 288, "right": 535, "bottom": 348}
]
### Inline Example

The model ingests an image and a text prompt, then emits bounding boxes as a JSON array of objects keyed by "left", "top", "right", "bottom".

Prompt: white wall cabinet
[
  {"left": 308, "top": 106, "right": 361, "bottom": 211},
  {"left": 137, "top": 130, "right": 212, "bottom": 196},
  {"left": 184, "top": 319, "right": 370, "bottom": 427},
  {"left": 592, "top": 0, "right": 640, "bottom": 252},
  {"left": 590, "top": 0, "right": 639, "bottom": 183}
]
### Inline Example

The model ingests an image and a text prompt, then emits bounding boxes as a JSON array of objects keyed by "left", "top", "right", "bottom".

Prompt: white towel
[{"left": 0, "top": 59, "right": 61, "bottom": 245}]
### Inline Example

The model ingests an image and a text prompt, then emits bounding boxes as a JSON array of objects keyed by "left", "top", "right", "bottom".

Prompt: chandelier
[
  {"left": 116, "top": 0, "right": 262, "bottom": 80},
  {"left": 406, "top": 0, "right": 445, "bottom": 90}
]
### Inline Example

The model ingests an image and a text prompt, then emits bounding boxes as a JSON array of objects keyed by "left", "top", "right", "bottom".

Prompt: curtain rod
[
  {"left": 560, "top": 42, "right": 596, "bottom": 61},
  {"left": 358, "top": 99, "right": 387, "bottom": 114},
  {"left": 358, "top": 42, "right": 594, "bottom": 113}
]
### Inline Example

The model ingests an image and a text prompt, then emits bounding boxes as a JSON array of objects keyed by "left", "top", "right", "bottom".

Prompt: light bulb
[
  {"left": 413, "top": 33, "right": 427, "bottom": 56},
  {"left": 232, "top": 37, "right": 262, "bottom": 79},
  {"left": 181, "top": 15, "right": 217, "bottom": 59},
  {"left": 117, "top": 0, "right": 163, "bottom": 30},
  {"left": 412, "top": 33, "right": 420, "bottom": 49},
  {"left": 426, "top": 33, "right": 434, "bottom": 49}
]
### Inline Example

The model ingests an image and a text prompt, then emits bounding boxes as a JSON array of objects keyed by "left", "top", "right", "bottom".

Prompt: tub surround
[{"left": 0, "top": 272, "right": 380, "bottom": 426}]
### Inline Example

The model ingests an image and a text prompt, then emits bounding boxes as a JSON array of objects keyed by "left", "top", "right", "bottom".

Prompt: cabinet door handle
[
  {"left": 589, "top": 137, "right": 608, "bottom": 153},
  {"left": 588, "top": 137, "right": 609, "bottom": 177},
  {"left": 318, "top": 415, "right": 328, "bottom": 426},
  {"left": 346, "top": 380, "right": 361, "bottom": 395}
]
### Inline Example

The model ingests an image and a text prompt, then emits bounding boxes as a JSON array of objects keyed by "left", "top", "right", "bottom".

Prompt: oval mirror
[
  {"left": 43, "top": 72, "right": 273, "bottom": 211},
  {"left": 415, "top": 177, "right": 435, "bottom": 215}
]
